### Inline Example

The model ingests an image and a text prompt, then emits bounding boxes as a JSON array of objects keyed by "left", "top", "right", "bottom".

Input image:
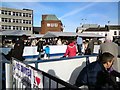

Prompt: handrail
[
  {"left": 31, "top": 63, "right": 81, "bottom": 89},
  {"left": 11, "top": 58, "right": 81, "bottom": 89}
]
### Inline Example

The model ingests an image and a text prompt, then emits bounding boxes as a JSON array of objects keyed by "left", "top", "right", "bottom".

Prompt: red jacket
[{"left": 64, "top": 42, "right": 77, "bottom": 57}]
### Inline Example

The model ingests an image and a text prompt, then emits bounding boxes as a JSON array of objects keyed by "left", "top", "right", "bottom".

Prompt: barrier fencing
[{"left": 5, "top": 58, "right": 81, "bottom": 90}]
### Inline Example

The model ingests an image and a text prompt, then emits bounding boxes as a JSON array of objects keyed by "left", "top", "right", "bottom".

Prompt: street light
[
  {"left": 81, "top": 18, "right": 87, "bottom": 25},
  {"left": 107, "top": 21, "right": 110, "bottom": 25}
]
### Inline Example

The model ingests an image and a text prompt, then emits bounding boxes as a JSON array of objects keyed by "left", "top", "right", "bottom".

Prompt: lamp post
[
  {"left": 107, "top": 21, "right": 110, "bottom": 25},
  {"left": 81, "top": 19, "right": 87, "bottom": 24}
]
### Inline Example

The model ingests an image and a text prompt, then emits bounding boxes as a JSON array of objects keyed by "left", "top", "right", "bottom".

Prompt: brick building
[{"left": 40, "top": 14, "right": 63, "bottom": 34}]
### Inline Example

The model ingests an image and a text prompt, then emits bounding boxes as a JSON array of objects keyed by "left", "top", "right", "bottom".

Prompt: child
[{"left": 43, "top": 44, "right": 50, "bottom": 59}]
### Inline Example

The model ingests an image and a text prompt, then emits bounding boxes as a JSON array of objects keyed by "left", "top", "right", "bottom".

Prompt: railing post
[
  {"left": 86, "top": 56, "right": 90, "bottom": 65},
  {"left": 0, "top": 60, "right": 2, "bottom": 89},
  {"left": 6, "top": 61, "right": 13, "bottom": 88}
]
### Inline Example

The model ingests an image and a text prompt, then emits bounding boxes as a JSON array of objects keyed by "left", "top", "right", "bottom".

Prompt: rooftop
[{"left": 43, "top": 15, "right": 59, "bottom": 21}]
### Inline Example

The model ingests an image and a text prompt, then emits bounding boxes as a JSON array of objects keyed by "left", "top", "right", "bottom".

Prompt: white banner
[
  {"left": 33, "top": 70, "right": 43, "bottom": 88},
  {"left": 12, "top": 60, "right": 43, "bottom": 89}
]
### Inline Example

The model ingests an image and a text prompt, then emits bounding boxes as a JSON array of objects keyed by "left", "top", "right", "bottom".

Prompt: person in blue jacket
[
  {"left": 75, "top": 52, "right": 120, "bottom": 90},
  {"left": 43, "top": 44, "right": 50, "bottom": 59}
]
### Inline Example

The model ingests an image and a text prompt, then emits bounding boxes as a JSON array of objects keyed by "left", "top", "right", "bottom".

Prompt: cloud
[{"left": 59, "top": 2, "right": 97, "bottom": 19}]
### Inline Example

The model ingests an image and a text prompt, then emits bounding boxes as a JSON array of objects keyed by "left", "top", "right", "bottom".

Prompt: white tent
[
  {"left": 43, "top": 31, "right": 77, "bottom": 38},
  {"left": 78, "top": 33, "right": 105, "bottom": 38},
  {"left": 0, "top": 30, "right": 32, "bottom": 36},
  {"left": 43, "top": 31, "right": 105, "bottom": 38},
  {"left": 28, "top": 34, "right": 44, "bottom": 39}
]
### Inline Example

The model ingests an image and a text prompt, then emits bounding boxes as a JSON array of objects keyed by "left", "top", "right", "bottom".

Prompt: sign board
[{"left": 12, "top": 60, "right": 43, "bottom": 89}]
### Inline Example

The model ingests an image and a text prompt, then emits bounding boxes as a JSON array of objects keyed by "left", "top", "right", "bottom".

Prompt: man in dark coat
[
  {"left": 36, "top": 38, "right": 43, "bottom": 60},
  {"left": 3, "top": 35, "right": 27, "bottom": 61},
  {"left": 75, "top": 52, "right": 120, "bottom": 90}
]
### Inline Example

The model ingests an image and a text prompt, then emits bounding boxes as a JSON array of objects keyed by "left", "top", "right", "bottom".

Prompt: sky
[{"left": 1, "top": 0, "right": 119, "bottom": 32}]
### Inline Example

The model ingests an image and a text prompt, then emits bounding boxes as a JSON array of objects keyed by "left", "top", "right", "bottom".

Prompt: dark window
[
  {"left": 23, "top": 13, "right": 25, "bottom": 17},
  {"left": 13, "top": 12, "right": 15, "bottom": 16},
  {"left": 13, "top": 26, "right": 15, "bottom": 30},
  {"left": 119, "top": 31, "right": 120, "bottom": 35},
  {"left": 8, "top": 11, "right": 11, "bottom": 15},
  {"left": 16, "top": 12, "right": 18, "bottom": 16},
  {"left": 19, "top": 13, "right": 21, "bottom": 16},
  {"left": 29, "top": 14, "right": 31, "bottom": 17},
  {"left": 1, "top": 10, "right": 4, "bottom": 14},
  {"left": 2, "top": 18, "right": 4, "bottom": 22},
  {"left": 5, "top": 18, "right": 7, "bottom": 22},
  {"left": 114, "top": 31, "right": 117, "bottom": 35},
  {"left": 2, "top": 25, "right": 4, "bottom": 29},
  {"left": 29, "top": 27, "right": 31, "bottom": 30}
]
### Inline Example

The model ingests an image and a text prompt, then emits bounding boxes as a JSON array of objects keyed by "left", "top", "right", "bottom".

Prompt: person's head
[
  {"left": 21, "top": 34, "right": 27, "bottom": 40},
  {"left": 99, "top": 52, "right": 115, "bottom": 69}
]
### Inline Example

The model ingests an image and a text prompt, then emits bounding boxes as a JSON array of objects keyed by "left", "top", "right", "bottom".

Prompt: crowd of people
[
  {"left": 2, "top": 34, "right": 120, "bottom": 89},
  {"left": 2, "top": 35, "right": 97, "bottom": 60}
]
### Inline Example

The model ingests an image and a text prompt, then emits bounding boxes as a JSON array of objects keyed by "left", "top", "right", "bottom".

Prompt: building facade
[
  {"left": 40, "top": 15, "right": 63, "bottom": 34},
  {"left": 0, "top": 7, "right": 33, "bottom": 33},
  {"left": 77, "top": 24, "right": 120, "bottom": 42}
]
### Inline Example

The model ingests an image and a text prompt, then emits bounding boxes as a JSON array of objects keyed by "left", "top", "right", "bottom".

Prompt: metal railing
[
  {"left": 1, "top": 54, "right": 98, "bottom": 90},
  {"left": 4, "top": 58, "right": 81, "bottom": 90}
]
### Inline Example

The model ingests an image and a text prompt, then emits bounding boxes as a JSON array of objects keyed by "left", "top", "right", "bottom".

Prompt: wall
[{"left": 35, "top": 56, "right": 97, "bottom": 85}]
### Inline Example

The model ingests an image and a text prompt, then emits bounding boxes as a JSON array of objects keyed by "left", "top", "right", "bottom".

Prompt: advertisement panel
[{"left": 12, "top": 60, "right": 43, "bottom": 89}]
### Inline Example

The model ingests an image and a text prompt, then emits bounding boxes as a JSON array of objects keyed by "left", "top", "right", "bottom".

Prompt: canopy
[
  {"left": 43, "top": 31, "right": 77, "bottom": 38},
  {"left": 43, "top": 31, "right": 105, "bottom": 38},
  {"left": 28, "top": 34, "right": 44, "bottom": 39},
  {"left": 0, "top": 30, "right": 32, "bottom": 36},
  {"left": 78, "top": 33, "right": 105, "bottom": 38}
]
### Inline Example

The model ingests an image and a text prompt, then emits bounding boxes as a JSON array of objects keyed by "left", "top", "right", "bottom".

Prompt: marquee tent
[
  {"left": 43, "top": 31, "right": 105, "bottom": 38},
  {"left": 0, "top": 30, "right": 32, "bottom": 36}
]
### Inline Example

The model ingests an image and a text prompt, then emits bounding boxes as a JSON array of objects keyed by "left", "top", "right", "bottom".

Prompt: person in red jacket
[{"left": 63, "top": 39, "right": 77, "bottom": 57}]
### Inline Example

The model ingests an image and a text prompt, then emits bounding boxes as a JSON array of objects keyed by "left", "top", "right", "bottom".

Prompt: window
[
  {"left": 16, "top": 19, "right": 18, "bottom": 23},
  {"left": 1, "top": 10, "right": 4, "bottom": 14},
  {"left": 47, "top": 23, "right": 51, "bottom": 27},
  {"left": 16, "top": 12, "right": 19, "bottom": 16},
  {"left": 29, "top": 20, "right": 31, "bottom": 24},
  {"left": 23, "top": 27, "right": 25, "bottom": 30},
  {"left": 29, "top": 27, "right": 31, "bottom": 30},
  {"left": 51, "top": 23, "right": 55, "bottom": 27},
  {"left": 5, "top": 18, "right": 7, "bottom": 22},
  {"left": 13, "top": 26, "right": 15, "bottom": 30},
  {"left": 13, "top": 12, "right": 15, "bottom": 16},
  {"left": 2, "top": 18, "right": 4, "bottom": 22},
  {"left": 5, "top": 25, "right": 7, "bottom": 29},
  {"left": 18, "top": 19, "right": 22, "bottom": 23},
  {"left": 26, "top": 20, "right": 28, "bottom": 24},
  {"left": 4, "top": 11, "right": 7, "bottom": 15},
  {"left": 29, "top": 14, "right": 31, "bottom": 17},
  {"left": 8, "top": 19, "right": 11, "bottom": 22},
  {"left": 1, "top": 10, "right": 11, "bottom": 15},
  {"left": 26, "top": 13, "right": 28, "bottom": 17},
  {"left": 19, "top": 13, "right": 22, "bottom": 16},
  {"left": 8, "top": 26, "right": 11, "bottom": 29},
  {"left": 13, "top": 19, "right": 15, "bottom": 23},
  {"left": 55, "top": 23, "right": 58, "bottom": 27},
  {"left": 114, "top": 31, "right": 117, "bottom": 35},
  {"left": 23, "top": 13, "right": 25, "bottom": 17},
  {"left": 26, "top": 27, "right": 28, "bottom": 30},
  {"left": 2, "top": 25, "right": 4, "bottom": 29},
  {"left": 8, "top": 11, "right": 11, "bottom": 15},
  {"left": 119, "top": 31, "right": 120, "bottom": 35},
  {"left": 23, "top": 20, "right": 25, "bottom": 23}
]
